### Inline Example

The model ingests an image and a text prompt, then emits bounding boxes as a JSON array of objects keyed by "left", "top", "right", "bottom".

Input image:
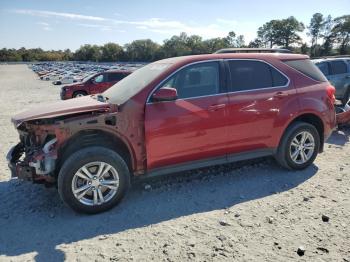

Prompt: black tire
[
  {"left": 73, "top": 91, "right": 87, "bottom": 98},
  {"left": 275, "top": 122, "right": 320, "bottom": 170},
  {"left": 58, "top": 147, "right": 130, "bottom": 214},
  {"left": 341, "top": 88, "right": 350, "bottom": 106}
]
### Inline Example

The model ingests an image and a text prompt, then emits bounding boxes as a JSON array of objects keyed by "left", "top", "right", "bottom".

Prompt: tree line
[{"left": 1, "top": 13, "right": 349, "bottom": 62}]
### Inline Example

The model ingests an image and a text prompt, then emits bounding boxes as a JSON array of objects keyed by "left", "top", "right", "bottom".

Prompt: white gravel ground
[{"left": 0, "top": 64, "right": 349, "bottom": 261}]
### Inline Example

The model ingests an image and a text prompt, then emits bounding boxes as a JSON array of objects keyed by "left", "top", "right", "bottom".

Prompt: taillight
[{"left": 326, "top": 85, "right": 336, "bottom": 104}]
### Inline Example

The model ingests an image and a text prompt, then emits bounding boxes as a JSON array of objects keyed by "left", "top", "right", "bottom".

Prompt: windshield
[
  {"left": 82, "top": 74, "right": 95, "bottom": 83},
  {"left": 103, "top": 62, "right": 172, "bottom": 104}
]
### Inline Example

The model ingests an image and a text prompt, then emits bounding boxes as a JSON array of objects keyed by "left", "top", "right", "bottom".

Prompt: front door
[
  {"left": 90, "top": 73, "right": 110, "bottom": 94},
  {"left": 145, "top": 61, "right": 229, "bottom": 170}
]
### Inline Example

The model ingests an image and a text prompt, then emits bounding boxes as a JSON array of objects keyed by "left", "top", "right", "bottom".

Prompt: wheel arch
[
  {"left": 73, "top": 90, "right": 88, "bottom": 97},
  {"left": 56, "top": 129, "right": 135, "bottom": 176},
  {"left": 280, "top": 113, "right": 325, "bottom": 152}
]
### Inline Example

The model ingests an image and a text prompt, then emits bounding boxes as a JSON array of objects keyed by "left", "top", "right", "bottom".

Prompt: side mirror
[{"left": 152, "top": 87, "right": 178, "bottom": 102}]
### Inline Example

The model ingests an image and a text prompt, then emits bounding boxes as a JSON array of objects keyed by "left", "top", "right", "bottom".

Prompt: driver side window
[
  {"left": 161, "top": 62, "right": 220, "bottom": 99},
  {"left": 94, "top": 74, "right": 104, "bottom": 83}
]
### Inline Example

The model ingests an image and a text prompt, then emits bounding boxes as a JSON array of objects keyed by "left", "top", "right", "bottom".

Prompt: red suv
[
  {"left": 8, "top": 53, "right": 336, "bottom": 213},
  {"left": 60, "top": 70, "right": 131, "bottom": 99}
]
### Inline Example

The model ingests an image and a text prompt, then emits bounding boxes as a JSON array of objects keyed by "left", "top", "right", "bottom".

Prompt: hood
[
  {"left": 63, "top": 82, "right": 84, "bottom": 88},
  {"left": 12, "top": 96, "right": 111, "bottom": 126}
]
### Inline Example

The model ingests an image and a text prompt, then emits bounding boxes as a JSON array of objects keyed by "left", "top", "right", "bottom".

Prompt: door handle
[
  {"left": 208, "top": 104, "right": 226, "bottom": 111},
  {"left": 273, "top": 91, "right": 288, "bottom": 98}
]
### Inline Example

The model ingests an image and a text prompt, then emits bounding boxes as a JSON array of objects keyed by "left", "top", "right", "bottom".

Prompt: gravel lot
[{"left": 0, "top": 64, "right": 349, "bottom": 261}]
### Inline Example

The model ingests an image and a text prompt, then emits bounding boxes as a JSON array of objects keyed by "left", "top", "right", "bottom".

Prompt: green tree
[
  {"left": 258, "top": 20, "right": 278, "bottom": 48},
  {"left": 186, "top": 35, "right": 205, "bottom": 54},
  {"left": 308, "top": 13, "right": 325, "bottom": 56},
  {"left": 258, "top": 17, "right": 304, "bottom": 48},
  {"left": 124, "top": 39, "right": 160, "bottom": 61},
  {"left": 320, "top": 15, "right": 336, "bottom": 56},
  {"left": 300, "top": 43, "right": 310, "bottom": 54},
  {"left": 162, "top": 32, "right": 192, "bottom": 57},
  {"left": 74, "top": 44, "right": 102, "bottom": 62},
  {"left": 202, "top": 37, "right": 229, "bottom": 53},
  {"left": 274, "top": 17, "right": 305, "bottom": 48},
  {"left": 332, "top": 15, "right": 350, "bottom": 54},
  {"left": 101, "top": 43, "right": 124, "bottom": 62}
]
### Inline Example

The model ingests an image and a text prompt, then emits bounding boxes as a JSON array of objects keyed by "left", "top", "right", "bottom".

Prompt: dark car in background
[
  {"left": 313, "top": 58, "right": 350, "bottom": 105},
  {"left": 60, "top": 70, "right": 132, "bottom": 99}
]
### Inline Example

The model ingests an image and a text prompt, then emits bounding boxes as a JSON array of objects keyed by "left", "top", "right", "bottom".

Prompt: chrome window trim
[
  {"left": 225, "top": 58, "right": 290, "bottom": 92},
  {"left": 146, "top": 58, "right": 291, "bottom": 104},
  {"left": 146, "top": 59, "right": 223, "bottom": 104},
  {"left": 283, "top": 59, "right": 326, "bottom": 83}
]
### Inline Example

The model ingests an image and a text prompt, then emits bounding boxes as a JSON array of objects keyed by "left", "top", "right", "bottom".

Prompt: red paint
[
  {"left": 10, "top": 52, "right": 336, "bottom": 181},
  {"left": 60, "top": 70, "right": 131, "bottom": 100}
]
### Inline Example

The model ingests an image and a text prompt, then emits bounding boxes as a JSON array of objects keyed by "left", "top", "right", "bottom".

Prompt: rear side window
[
  {"left": 228, "top": 60, "right": 288, "bottom": 92},
  {"left": 316, "top": 62, "right": 330, "bottom": 76},
  {"left": 284, "top": 59, "right": 327, "bottom": 82},
  {"left": 108, "top": 73, "right": 127, "bottom": 82},
  {"left": 330, "top": 61, "right": 347, "bottom": 75}
]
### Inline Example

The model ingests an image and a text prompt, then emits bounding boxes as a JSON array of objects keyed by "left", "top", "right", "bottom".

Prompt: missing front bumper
[
  {"left": 7, "top": 140, "right": 57, "bottom": 182},
  {"left": 6, "top": 143, "right": 33, "bottom": 180}
]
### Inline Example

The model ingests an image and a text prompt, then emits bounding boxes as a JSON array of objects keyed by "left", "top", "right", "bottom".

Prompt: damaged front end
[{"left": 7, "top": 120, "right": 59, "bottom": 184}]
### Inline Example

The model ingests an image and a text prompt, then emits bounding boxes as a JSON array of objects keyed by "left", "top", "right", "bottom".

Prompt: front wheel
[
  {"left": 73, "top": 91, "right": 87, "bottom": 98},
  {"left": 58, "top": 147, "right": 130, "bottom": 214},
  {"left": 275, "top": 122, "right": 320, "bottom": 170}
]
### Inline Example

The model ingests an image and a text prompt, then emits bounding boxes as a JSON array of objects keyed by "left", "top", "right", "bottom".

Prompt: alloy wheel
[
  {"left": 71, "top": 161, "right": 119, "bottom": 206},
  {"left": 289, "top": 131, "right": 315, "bottom": 165}
]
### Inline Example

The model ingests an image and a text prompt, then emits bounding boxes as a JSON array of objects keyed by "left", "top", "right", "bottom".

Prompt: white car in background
[{"left": 53, "top": 75, "right": 79, "bottom": 85}]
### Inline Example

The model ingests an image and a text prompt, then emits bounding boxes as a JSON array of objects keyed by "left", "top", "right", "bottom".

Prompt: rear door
[
  {"left": 225, "top": 59, "right": 294, "bottom": 155},
  {"left": 107, "top": 72, "right": 128, "bottom": 90},
  {"left": 145, "top": 61, "right": 229, "bottom": 170}
]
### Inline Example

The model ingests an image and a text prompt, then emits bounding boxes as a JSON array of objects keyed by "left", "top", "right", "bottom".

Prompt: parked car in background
[
  {"left": 60, "top": 70, "right": 132, "bottom": 99},
  {"left": 53, "top": 74, "right": 81, "bottom": 85},
  {"left": 8, "top": 51, "right": 336, "bottom": 213},
  {"left": 313, "top": 57, "right": 350, "bottom": 105}
]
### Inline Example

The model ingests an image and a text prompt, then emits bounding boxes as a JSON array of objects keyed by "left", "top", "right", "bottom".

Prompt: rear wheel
[
  {"left": 275, "top": 122, "right": 320, "bottom": 170},
  {"left": 73, "top": 91, "right": 87, "bottom": 98},
  {"left": 58, "top": 147, "right": 130, "bottom": 214}
]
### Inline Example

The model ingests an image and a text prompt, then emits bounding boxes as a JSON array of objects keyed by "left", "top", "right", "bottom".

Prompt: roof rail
[{"left": 214, "top": 48, "right": 293, "bottom": 54}]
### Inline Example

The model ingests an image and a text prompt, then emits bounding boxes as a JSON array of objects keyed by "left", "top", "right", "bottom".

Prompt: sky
[{"left": 0, "top": 0, "right": 349, "bottom": 51}]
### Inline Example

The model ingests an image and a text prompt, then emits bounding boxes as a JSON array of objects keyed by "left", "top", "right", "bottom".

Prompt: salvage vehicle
[
  {"left": 8, "top": 52, "right": 336, "bottom": 213},
  {"left": 60, "top": 70, "right": 132, "bottom": 99},
  {"left": 313, "top": 57, "right": 350, "bottom": 105}
]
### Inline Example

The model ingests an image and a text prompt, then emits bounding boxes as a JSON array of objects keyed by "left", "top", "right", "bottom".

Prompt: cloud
[
  {"left": 37, "top": 22, "right": 50, "bottom": 26},
  {"left": 11, "top": 9, "right": 242, "bottom": 39},
  {"left": 13, "top": 9, "right": 107, "bottom": 21},
  {"left": 36, "top": 21, "right": 52, "bottom": 31},
  {"left": 216, "top": 18, "right": 238, "bottom": 27}
]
